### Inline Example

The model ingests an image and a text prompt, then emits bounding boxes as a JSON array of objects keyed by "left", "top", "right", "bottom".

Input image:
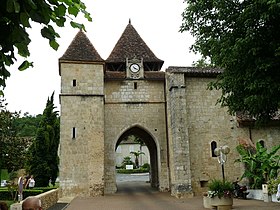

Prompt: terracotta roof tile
[
  {"left": 106, "top": 22, "right": 163, "bottom": 66},
  {"left": 59, "top": 30, "right": 104, "bottom": 62}
]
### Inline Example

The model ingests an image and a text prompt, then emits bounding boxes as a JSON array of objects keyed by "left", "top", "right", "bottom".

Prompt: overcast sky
[{"left": 4, "top": 0, "right": 199, "bottom": 116}]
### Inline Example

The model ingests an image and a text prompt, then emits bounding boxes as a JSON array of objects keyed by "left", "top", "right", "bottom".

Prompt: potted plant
[
  {"left": 268, "top": 177, "right": 280, "bottom": 202},
  {"left": 203, "top": 179, "right": 234, "bottom": 209},
  {"left": 235, "top": 142, "right": 280, "bottom": 201}
]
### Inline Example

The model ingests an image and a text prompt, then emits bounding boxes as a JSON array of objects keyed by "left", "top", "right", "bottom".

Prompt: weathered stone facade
[
  {"left": 59, "top": 24, "right": 280, "bottom": 199},
  {"left": 166, "top": 67, "right": 280, "bottom": 196},
  {"left": 59, "top": 62, "right": 105, "bottom": 197}
]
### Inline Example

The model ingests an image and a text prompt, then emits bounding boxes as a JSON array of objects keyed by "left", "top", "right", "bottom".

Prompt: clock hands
[{"left": 130, "top": 63, "right": 140, "bottom": 72}]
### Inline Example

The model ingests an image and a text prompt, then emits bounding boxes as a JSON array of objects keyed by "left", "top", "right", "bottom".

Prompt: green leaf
[
  {"left": 41, "top": 26, "right": 54, "bottom": 40},
  {"left": 26, "top": 0, "right": 37, "bottom": 9},
  {"left": 55, "top": 17, "right": 66, "bottom": 27},
  {"left": 49, "top": 40, "right": 59, "bottom": 50},
  {"left": 70, "top": 21, "right": 84, "bottom": 30},
  {"left": 7, "top": 0, "right": 21, "bottom": 13},
  {"left": 68, "top": 5, "right": 79, "bottom": 17},
  {"left": 0, "top": 78, "right": 6, "bottom": 87},
  {"left": 15, "top": 42, "right": 30, "bottom": 57},
  {"left": 14, "top": 0, "right": 20, "bottom": 13},
  {"left": 18, "top": 60, "right": 33, "bottom": 71},
  {"left": 6, "top": 0, "right": 14, "bottom": 13},
  {"left": 1, "top": 67, "right": 11, "bottom": 78},
  {"left": 84, "top": 11, "right": 92, "bottom": 22},
  {"left": 55, "top": 4, "right": 67, "bottom": 17},
  {"left": 3, "top": 55, "right": 14, "bottom": 66},
  {"left": 20, "top": 12, "right": 30, "bottom": 27}
]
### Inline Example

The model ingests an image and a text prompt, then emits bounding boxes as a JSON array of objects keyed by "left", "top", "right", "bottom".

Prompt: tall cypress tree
[{"left": 26, "top": 92, "right": 59, "bottom": 186}]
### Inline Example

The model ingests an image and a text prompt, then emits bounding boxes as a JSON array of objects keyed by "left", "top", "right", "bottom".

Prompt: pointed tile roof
[
  {"left": 59, "top": 30, "right": 104, "bottom": 62},
  {"left": 106, "top": 22, "right": 164, "bottom": 67}
]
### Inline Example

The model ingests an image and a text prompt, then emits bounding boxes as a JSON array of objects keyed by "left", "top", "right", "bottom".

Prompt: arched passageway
[{"left": 115, "top": 126, "right": 159, "bottom": 189}]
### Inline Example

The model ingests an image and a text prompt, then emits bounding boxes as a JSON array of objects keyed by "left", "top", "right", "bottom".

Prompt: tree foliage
[
  {"left": 0, "top": 98, "right": 30, "bottom": 175},
  {"left": 26, "top": 92, "right": 59, "bottom": 187},
  {"left": 130, "top": 151, "right": 145, "bottom": 168},
  {"left": 13, "top": 113, "right": 42, "bottom": 137},
  {"left": 0, "top": 0, "right": 92, "bottom": 93},
  {"left": 181, "top": 0, "right": 280, "bottom": 123},
  {"left": 192, "top": 57, "right": 214, "bottom": 68}
]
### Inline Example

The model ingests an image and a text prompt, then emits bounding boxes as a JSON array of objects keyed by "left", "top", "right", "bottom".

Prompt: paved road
[
  {"left": 48, "top": 173, "right": 280, "bottom": 210},
  {"left": 116, "top": 173, "right": 150, "bottom": 182}
]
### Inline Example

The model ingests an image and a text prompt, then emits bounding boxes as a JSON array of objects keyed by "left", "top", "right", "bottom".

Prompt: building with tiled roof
[{"left": 58, "top": 21, "right": 280, "bottom": 200}]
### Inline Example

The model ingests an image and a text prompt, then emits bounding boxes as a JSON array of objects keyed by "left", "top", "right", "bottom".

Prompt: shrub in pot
[{"left": 203, "top": 179, "right": 234, "bottom": 209}]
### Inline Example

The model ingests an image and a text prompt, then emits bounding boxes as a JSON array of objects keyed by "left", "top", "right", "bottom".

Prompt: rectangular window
[
  {"left": 134, "top": 82, "right": 137, "bottom": 89},
  {"left": 73, "top": 79, "right": 77, "bottom": 87},
  {"left": 72, "top": 127, "right": 76, "bottom": 139}
]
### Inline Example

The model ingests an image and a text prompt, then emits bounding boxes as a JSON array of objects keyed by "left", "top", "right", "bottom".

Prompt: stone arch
[{"left": 115, "top": 125, "right": 159, "bottom": 188}]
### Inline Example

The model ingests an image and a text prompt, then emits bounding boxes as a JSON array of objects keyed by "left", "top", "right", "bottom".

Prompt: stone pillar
[{"left": 166, "top": 72, "right": 193, "bottom": 198}]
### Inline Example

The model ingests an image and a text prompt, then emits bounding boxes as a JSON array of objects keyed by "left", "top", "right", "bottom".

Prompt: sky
[{"left": 4, "top": 0, "right": 200, "bottom": 116}]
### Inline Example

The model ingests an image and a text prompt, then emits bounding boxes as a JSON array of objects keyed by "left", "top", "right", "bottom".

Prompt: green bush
[
  {"left": 117, "top": 168, "right": 149, "bottom": 174},
  {"left": 121, "top": 156, "right": 135, "bottom": 169},
  {"left": 0, "top": 169, "right": 9, "bottom": 180},
  {"left": 235, "top": 142, "right": 280, "bottom": 189},
  {"left": 0, "top": 189, "right": 44, "bottom": 200},
  {"left": 0, "top": 187, "right": 56, "bottom": 200},
  {"left": 207, "top": 179, "right": 234, "bottom": 198},
  {"left": 268, "top": 177, "right": 280, "bottom": 194},
  {"left": 141, "top": 163, "right": 150, "bottom": 171}
]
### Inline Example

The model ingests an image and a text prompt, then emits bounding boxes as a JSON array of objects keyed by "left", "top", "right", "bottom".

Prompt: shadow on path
[{"left": 116, "top": 181, "right": 157, "bottom": 195}]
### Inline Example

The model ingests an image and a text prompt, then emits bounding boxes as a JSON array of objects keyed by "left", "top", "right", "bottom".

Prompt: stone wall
[
  {"left": 59, "top": 62, "right": 105, "bottom": 197},
  {"left": 10, "top": 189, "right": 59, "bottom": 210},
  {"left": 103, "top": 79, "right": 169, "bottom": 193},
  {"left": 59, "top": 62, "right": 280, "bottom": 198},
  {"left": 166, "top": 70, "right": 280, "bottom": 196},
  {"left": 184, "top": 76, "right": 242, "bottom": 194}
]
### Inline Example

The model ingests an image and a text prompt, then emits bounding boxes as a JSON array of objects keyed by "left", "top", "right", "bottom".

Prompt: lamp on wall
[{"left": 214, "top": 145, "right": 230, "bottom": 183}]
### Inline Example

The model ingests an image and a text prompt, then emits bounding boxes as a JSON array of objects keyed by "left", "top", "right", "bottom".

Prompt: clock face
[{"left": 130, "top": 63, "right": 140, "bottom": 73}]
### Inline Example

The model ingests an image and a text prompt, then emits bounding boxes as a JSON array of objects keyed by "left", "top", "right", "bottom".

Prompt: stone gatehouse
[{"left": 58, "top": 22, "right": 280, "bottom": 198}]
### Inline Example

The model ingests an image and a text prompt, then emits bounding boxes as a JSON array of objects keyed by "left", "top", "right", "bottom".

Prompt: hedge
[
  {"left": 117, "top": 168, "right": 149, "bottom": 174},
  {"left": 0, "top": 187, "right": 57, "bottom": 200}
]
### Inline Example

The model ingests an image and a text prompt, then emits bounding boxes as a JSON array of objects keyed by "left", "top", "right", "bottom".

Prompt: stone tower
[{"left": 59, "top": 31, "right": 105, "bottom": 197}]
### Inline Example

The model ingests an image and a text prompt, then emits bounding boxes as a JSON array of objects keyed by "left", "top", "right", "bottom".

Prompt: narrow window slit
[{"left": 72, "top": 127, "right": 76, "bottom": 139}]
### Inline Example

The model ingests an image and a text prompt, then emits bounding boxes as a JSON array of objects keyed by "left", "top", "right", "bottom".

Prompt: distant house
[{"left": 115, "top": 138, "right": 150, "bottom": 168}]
